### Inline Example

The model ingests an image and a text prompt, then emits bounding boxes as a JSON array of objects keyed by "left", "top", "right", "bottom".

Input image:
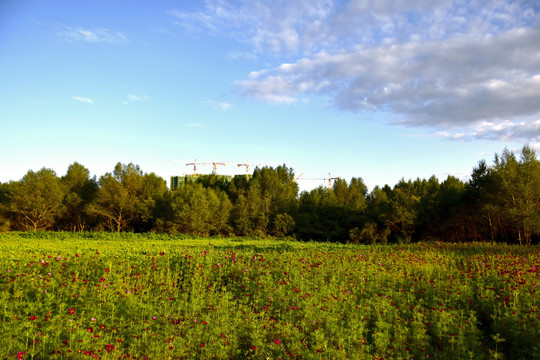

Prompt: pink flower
[{"left": 274, "top": 339, "right": 281, "bottom": 345}]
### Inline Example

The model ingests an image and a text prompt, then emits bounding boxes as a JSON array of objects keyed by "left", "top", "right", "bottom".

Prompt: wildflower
[
  {"left": 30, "top": 316, "right": 37, "bottom": 320},
  {"left": 251, "top": 345, "right": 257, "bottom": 350},
  {"left": 274, "top": 339, "right": 281, "bottom": 345},
  {"left": 69, "top": 308, "right": 75, "bottom": 315}
]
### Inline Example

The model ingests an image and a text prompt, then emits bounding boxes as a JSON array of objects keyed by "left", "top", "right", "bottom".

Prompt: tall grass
[{"left": 0, "top": 233, "right": 537, "bottom": 359}]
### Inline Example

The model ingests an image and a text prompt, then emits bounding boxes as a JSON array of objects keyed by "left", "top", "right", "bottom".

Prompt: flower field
[{"left": 0, "top": 233, "right": 538, "bottom": 359}]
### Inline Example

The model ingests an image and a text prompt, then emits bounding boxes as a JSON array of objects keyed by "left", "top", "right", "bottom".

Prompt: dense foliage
[
  {"left": 0, "top": 234, "right": 537, "bottom": 359},
  {"left": 1, "top": 146, "right": 539, "bottom": 244}
]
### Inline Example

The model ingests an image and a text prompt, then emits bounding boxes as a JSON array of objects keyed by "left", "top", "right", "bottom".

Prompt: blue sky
[{"left": 1, "top": 0, "right": 539, "bottom": 191}]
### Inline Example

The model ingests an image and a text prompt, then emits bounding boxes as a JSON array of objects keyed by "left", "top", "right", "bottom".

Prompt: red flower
[
  {"left": 87, "top": 327, "right": 93, "bottom": 333},
  {"left": 274, "top": 339, "right": 281, "bottom": 345},
  {"left": 68, "top": 308, "right": 75, "bottom": 315},
  {"left": 200, "top": 343, "right": 205, "bottom": 347},
  {"left": 29, "top": 316, "right": 37, "bottom": 320},
  {"left": 251, "top": 345, "right": 257, "bottom": 350},
  {"left": 105, "top": 268, "right": 110, "bottom": 272}
]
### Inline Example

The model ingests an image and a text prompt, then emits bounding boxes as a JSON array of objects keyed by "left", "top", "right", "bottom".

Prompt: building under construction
[
  {"left": 170, "top": 160, "right": 256, "bottom": 190},
  {"left": 170, "top": 174, "right": 234, "bottom": 190}
]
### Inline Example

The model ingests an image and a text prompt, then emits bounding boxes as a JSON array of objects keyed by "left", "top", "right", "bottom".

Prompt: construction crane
[
  {"left": 301, "top": 173, "right": 340, "bottom": 187},
  {"left": 326, "top": 173, "right": 340, "bottom": 187},
  {"left": 294, "top": 172, "right": 304, "bottom": 182},
  {"left": 211, "top": 161, "right": 226, "bottom": 174},
  {"left": 185, "top": 160, "right": 203, "bottom": 176},
  {"left": 181, "top": 160, "right": 227, "bottom": 176},
  {"left": 237, "top": 162, "right": 260, "bottom": 180}
]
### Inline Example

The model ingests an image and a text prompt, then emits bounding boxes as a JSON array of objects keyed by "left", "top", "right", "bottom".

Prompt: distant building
[
  {"left": 170, "top": 175, "right": 197, "bottom": 190},
  {"left": 170, "top": 174, "right": 233, "bottom": 190}
]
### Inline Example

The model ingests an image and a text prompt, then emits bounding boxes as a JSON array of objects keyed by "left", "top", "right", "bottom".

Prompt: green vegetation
[
  {"left": 0, "top": 233, "right": 537, "bottom": 359},
  {"left": 1, "top": 145, "right": 539, "bottom": 244}
]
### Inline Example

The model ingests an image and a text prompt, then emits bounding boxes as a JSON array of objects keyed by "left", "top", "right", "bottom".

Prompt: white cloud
[
  {"left": 72, "top": 96, "right": 94, "bottom": 104},
  {"left": 59, "top": 26, "right": 128, "bottom": 44},
  {"left": 175, "top": 1, "right": 540, "bottom": 142},
  {"left": 169, "top": 0, "right": 335, "bottom": 54}
]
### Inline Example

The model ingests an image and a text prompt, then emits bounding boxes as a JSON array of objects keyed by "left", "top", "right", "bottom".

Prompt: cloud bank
[{"left": 172, "top": 0, "right": 540, "bottom": 143}]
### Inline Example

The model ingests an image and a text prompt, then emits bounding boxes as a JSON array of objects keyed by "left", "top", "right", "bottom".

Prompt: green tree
[
  {"left": 272, "top": 212, "right": 296, "bottom": 238},
  {"left": 229, "top": 165, "right": 298, "bottom": 238},
  {"left": 414, "top": 176, "right": 441, "bottom": 241},
  {"left": 332, "top": 177, "right": 368, "bottom": 211},
  {"left": 251, "top": 165, "right": 299, "bottom": 223},
  {"left": 89, "top": 163, "right": 162, "bottom": 232},
  {"left": 387, "top": 180, "right": 419, "bottom": 242},
  {"left": 6, "top": 168, "right": 64, "bottom": 231},
  {"left": 170, "top": 183, "right": 232, "bottom": 236},
  {"left": 494, "top": 146, "right": 540, "bottom": 245},
  {"left": 136, "top": 172, "right": 168, "bottom": 231},
  {"left": 0, "top": 182, "right": 12, "bottom": 231},
  {"left": 58, "top": 162, "right": 98, "bottom": 231},
  {"left": 467, "top": 159, "right": 503, "bottom": 242},
  {"left": 232, "top": 181, "right": 267, "bottom": 237},
  {"left": 296, "top": 185, "right": 352, "bottom": 242},
  {"left": 436, "top": 175, "right": 468, "bottom": 242}
]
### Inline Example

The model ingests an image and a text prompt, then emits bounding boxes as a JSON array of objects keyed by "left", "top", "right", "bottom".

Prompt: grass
[{"left": 0, "top": 232, "right": 538, "bottom": 359}]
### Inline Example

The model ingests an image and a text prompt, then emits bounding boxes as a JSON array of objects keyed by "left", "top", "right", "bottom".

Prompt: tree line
[{"left": 1, "top": 145, "right": 539, "bottom": 245}]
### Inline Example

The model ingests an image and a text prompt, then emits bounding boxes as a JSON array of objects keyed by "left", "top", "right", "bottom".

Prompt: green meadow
[{"left": 1, "top": 233, "right": 538, "bottom": 359}]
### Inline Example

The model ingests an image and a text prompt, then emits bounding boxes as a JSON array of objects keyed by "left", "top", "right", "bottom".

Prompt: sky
[{"left": 1, "top": 0, "right": 539, "bottom": 192}]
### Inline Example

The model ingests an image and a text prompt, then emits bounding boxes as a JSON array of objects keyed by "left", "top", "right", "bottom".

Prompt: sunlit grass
[{"left": 0, "top": 233, "right": 538, "bottom": 359}]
